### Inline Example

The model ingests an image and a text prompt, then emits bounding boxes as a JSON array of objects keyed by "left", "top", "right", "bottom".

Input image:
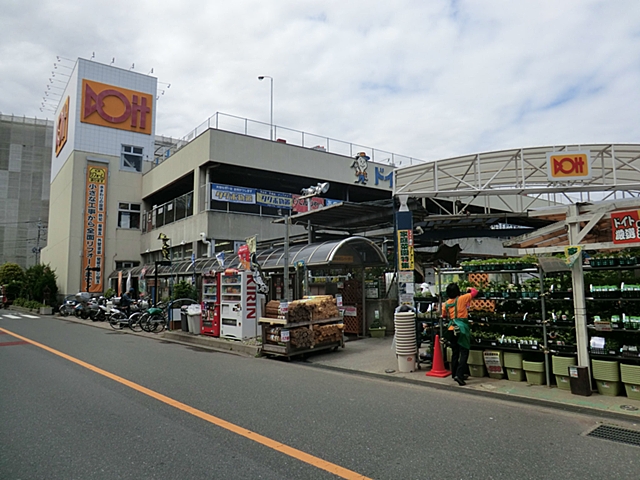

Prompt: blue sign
[
  {"left": 375, "top": 167, "right": 393, "bottom": 188},
  {"left": 211, "top": 183, "right": 256, "bottom": 204}
]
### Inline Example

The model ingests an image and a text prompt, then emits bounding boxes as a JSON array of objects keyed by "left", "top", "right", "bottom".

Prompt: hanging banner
[
  {"left": 256, "top": 190, "right": 292, "bottom": 209},
  {"left": 612, "top": 210, "right": 640, "bottom": 244},
  {"left": 211, "top": 183, "right": 256, "bottom": 204},
  {"left": 397, "top": 229, "right": 414, "bottom": 271},
  {"left": 82, "top": 165, "right": 108, "bottom": 292}
]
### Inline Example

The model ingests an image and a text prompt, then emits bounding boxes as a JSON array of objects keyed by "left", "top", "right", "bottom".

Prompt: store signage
[
  {"left": 211, "top": 183, "right": 256, "bottom": 204},
  {"left": 611, "top": 210, "right": 640, "bottom": 244},
  {"left": 246, "top": 274, "right": 257, "bottom": 321},
  {"left": 82, "top": 165, "right": 108, "bottom": 292},
  {"left": 333, "top": 255, "right": 354, "bottom": 264},
  {"left": 256, "top": 189, "right": 292, "bottom": 209},
  {"left": 546, "top": 151, "right": 591, "bottom": 181},
  {"left": 375, "top": 167, "right": 393, "bottom": 188},
  {"left": 483, "top": 350, "right": 504, "bottom": 374},
  {"left": 55, "top": 96, "right": 69, "bottom": 156},
  {"left": 292, "top": 194, "right": 325, "bottom": 213},
  {"left": 81, "top": 79, "right": 153, "bottom": 135},
  {"left": 397, "top": 229, "right": 414, "bottom": 271}
]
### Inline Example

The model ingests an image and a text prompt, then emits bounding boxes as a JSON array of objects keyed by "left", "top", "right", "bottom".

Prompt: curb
[
  {"left": 302, "top": 362, "right": 640, "bottom": 424},
  {"left": 161, "top": 331, "right": 260, "bottom": 357}
]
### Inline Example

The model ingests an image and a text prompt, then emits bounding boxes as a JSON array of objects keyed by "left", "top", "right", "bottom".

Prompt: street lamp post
[{"left": 258, "top": 75, "right": 273, "bottom": 140}]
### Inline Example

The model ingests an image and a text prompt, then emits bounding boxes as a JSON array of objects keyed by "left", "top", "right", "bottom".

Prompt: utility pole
[{"left": 32, "top": 219, "right": 44, "bottom": 265}]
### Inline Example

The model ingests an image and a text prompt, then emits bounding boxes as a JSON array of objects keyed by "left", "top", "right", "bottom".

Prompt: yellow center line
[{"left": 0, "top": 327, "right": 371, "bottom": 480}]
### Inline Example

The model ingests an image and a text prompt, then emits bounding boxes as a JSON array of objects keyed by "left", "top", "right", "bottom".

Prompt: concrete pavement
[{"left": 13, "top": 310, "right": 640, "bottom": 422}]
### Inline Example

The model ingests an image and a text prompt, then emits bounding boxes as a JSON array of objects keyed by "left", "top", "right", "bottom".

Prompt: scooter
[{"left": 59, "top": 297, "right": 77, "bottom": 317}]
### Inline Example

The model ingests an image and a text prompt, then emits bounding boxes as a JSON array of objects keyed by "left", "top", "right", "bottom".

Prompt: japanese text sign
[
  {"left": 82, "top": 165, "right": 108, "bottom": 292},
  {"left": 397, "top": 229, "right": 414, "bottom": 271},
  {"left": 612, "top": 210, "right": 640, "bottom": 244}
]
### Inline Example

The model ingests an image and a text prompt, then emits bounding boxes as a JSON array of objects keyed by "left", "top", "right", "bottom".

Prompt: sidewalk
[
  {"left": 42, "top": 313, "right": 640, "bottom": 422},
  {"left": 304, "top": 336, "right": 640, "bottom": 422}
]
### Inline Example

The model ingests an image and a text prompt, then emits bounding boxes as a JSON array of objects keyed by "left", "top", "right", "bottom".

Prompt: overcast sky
[{"left": 2, "top": 0, "right": 639, "bottom": 165}]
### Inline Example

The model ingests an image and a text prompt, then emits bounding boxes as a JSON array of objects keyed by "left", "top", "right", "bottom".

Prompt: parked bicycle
[{"left": 137, "top": 302, "right": 168, "bottom": 333}]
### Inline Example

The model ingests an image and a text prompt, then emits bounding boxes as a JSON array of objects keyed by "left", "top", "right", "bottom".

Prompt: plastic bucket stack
[
  {"left": 620, "top": 364, "right": 640, "bottom": 400},
  {"left": 504, "top": 352, "right": 524, "bottom": 382},
  {"left": 591, "top": 359, "right": 621, "bottom": 396},
  {"left": 552, "top": 356, "right": 576, "bottom": 390},
  {"left": 523, "top": 360, "right": 545, "bottom": 385},
  {"left": 394, "top": 310, "right": 417, "bottom": 373},
  {"left": 468, "top": 350, "right": 486, "bottom": 377}
]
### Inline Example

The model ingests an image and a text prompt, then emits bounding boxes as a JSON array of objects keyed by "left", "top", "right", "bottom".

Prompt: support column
[{"left": 567, "top": 204, "right": 590, "bottom": 372}]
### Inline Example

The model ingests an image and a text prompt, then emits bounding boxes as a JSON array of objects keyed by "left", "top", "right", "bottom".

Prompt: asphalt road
[{"left": 2, "top": 314, "right": 640, "bottom": 480}]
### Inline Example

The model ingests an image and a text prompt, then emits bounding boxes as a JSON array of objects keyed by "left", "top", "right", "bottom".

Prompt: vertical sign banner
[
  {"left": 397, "top": 229, "right": 414, "bottom": 271},
  {"left": 55, "top": 96, "right": 69, "bottom": 157},
  {"left": 82, "top": 165, "right": 108, "bottom": 292},
  {"left": 611, "top": 210, "right": 640, "bottom": 244}
]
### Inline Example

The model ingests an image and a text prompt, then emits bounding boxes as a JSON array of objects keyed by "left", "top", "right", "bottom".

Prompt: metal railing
[
  {"left": 152, "top": 112, "right": 425, "bottom": 169},
  {"left": 142, "top": 191, "right": 194, "bottom": 233}
]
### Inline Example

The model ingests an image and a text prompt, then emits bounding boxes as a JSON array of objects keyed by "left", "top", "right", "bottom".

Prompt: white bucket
[{"left": 397, "top": 354, "right": 416, "bottom": 372}]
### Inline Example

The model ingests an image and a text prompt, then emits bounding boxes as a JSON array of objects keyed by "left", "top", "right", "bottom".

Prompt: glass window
[
  {"left": 115, "top": 261, "right": 140, "bottom": 269},
  {"left": 121, "top": 145, "right": 143, "bottom": 172},
  {"left": 118, "top": 202, "right": 141, "bottom": 229}
]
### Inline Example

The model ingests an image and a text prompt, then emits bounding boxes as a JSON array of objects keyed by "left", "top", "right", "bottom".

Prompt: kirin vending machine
[
  {"left": 220, "top": 270, "right": 261, "bottom": 340},
  {"left": 201, "top": 272, "right": 220, "bottom": 336}
]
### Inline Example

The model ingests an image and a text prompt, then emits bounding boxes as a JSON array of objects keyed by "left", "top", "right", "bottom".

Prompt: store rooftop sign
[
  {"left": 546, "top": 151, "right": 591, "bottom": 181},
  {"left": 81, "top": 79, "right": 153, "bottom": 135}
]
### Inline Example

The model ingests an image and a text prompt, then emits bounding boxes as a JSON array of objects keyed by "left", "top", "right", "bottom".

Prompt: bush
[
  {"left": 11, "top": 298, "right": 44, "bottom": 309},
  {"left": 104, "top": 288, "right": 116, "bottom": 299},
  {"left": 172, "top": 281, "right": 197, "bottom": 301}
]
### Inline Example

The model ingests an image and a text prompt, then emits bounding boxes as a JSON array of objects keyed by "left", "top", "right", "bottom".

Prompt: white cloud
[{"left": 1, "top": 0, "right": 639, "bottom": 165}]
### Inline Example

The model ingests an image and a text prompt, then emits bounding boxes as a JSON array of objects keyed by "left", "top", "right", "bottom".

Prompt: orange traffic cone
[{"left": 426, "top": 334, "right": 451, "bottom": 378}]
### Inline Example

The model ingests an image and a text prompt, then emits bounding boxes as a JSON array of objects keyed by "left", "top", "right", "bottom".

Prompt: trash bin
[
  {"left": 186, "top": 304, "right": 202, "bottom": 335},
  {"left": 180, "top": 306, "right": 189, "bottom": 332}
]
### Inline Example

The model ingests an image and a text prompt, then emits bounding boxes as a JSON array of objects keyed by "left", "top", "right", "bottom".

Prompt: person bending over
[{"left": 442, "top": 283, "right": 478, "bottom": 386}]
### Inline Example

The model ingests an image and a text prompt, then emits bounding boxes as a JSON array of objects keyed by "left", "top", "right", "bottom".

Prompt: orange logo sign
[
  {"left": 55, "top": 97, "right": 69, "bottom": 156},
  {"left": 547, "top": 152, "right": 591, "bottom": 180},
  {"left": 81, "top": 79, "right": 153, "bottom": 135}
]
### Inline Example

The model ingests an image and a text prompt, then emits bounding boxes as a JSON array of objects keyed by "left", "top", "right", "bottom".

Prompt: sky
[{"left": 2, "top": 0, "right": 640, "bottom": 166}]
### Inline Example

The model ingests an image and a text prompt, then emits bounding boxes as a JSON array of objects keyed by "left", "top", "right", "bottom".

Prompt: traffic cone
[{"left": 426, "top": 334, "right": 451, "bottom": 378}]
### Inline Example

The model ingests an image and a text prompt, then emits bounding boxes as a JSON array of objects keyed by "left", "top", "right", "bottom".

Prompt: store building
[
  {"left": 0, "top": 114, "right": 53, "bottom": 269},
  {"left": 41, "top": 58, "right": 395, "bottom": 296}
]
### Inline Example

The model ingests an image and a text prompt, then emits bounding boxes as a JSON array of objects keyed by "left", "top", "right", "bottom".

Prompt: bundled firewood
[
  {"left": 265, "top": 300, "right": 286, "bottom": 319},
  {"left": 290, "top": 326, "right": 313, "bottom": 348},
  {"left": 287, "top": 296, "right": 339, "bottom": 323},
  {"left": 312, "top": 324, "right": 343, "bottom": 344}
]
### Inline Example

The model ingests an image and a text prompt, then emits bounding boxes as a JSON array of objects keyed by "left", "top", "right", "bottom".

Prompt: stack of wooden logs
[
  {"left": 287, "top": 296, "right": 339, "bottom": 323},
  {"left": 264, "top": 300, "right": 286, "bottom": 320},
  {"left": 265, "top": 326, "right": 281, "bottom": 343},
  {"left": 312, "top": 324, "right": 343, "bottom": 344},
  {"left": 290, "top": 327, "right": 314, "bottom": 348}
]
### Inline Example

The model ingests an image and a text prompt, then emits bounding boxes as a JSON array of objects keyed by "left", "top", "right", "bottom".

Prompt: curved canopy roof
[{"left": 109, "top": 236, "right": 387, "bottom": 279}]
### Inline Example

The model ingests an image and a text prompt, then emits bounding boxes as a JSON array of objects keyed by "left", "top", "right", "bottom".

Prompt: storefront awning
[{"left": 109, "top": 236, "right": 387, "bottom": 279}]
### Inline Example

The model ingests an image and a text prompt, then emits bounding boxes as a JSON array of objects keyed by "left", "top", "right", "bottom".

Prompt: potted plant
[{"left": 369, "top": 317, "right": 386, "bottom": 338}]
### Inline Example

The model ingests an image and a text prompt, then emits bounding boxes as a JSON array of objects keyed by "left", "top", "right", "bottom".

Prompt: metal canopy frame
[{"left": 394, "top": 144, "right": 640, "bottom": 214}]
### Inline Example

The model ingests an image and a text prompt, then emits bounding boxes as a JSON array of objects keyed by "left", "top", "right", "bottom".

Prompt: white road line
[
  {"left": 2, "top": 315, "right": 21, "bottom": 319},
  {"left": 22, "top": 314, "right": 39, "bottom": 318}
]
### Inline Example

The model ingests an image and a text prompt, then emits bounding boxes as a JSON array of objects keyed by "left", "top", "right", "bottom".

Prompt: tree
[
  {"left": 22, "top": 264, "right": 58, "bottom": 305},
  {"left": 0, "top": 263, "right": 25, "bottom": 301}
]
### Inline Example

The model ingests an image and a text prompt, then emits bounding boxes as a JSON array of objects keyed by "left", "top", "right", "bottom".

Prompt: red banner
[
  {"left": 292, "top": 194, "right": 325, "bottom": 213},
  {"left": 611, "top": 210, "right": 640, "bottom": 244}
]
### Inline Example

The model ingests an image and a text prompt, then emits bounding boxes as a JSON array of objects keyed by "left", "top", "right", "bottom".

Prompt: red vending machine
[{"left": 201, "top": 272, "right": 220, "bottom": 336}]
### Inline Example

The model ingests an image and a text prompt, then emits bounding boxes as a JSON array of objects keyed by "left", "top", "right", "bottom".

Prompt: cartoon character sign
[{"left": 351, "top": 152, "right": 369, "bottom": 185}]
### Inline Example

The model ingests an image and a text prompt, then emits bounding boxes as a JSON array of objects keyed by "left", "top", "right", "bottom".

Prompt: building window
[
  {"left": 121, "top": 145, "right": 143, "bottom": 172},
  {"left": 118, "top": 203, "right": 141, "bottom": 229},
  {"left": 115, "top": 261, "right": 140, "bottom": 269}
]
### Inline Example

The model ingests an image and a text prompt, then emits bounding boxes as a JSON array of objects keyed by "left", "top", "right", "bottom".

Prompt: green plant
[
  {"left": 104, "top": 288, "right": 116, "bottom": 299},
  {"left": 172, "top": 280, "right": 197, "bottom": 300},
  {"left": 21, "top": 264, "right": 58, "bottom": 305}
]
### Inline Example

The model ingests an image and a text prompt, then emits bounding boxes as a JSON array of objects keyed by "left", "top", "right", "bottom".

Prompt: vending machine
[
  {"left": 220, "top": 270, "right": 261, "bottom": 340},
  {"left": 201, "top": 272, "right": 220, "bottom": 336}
]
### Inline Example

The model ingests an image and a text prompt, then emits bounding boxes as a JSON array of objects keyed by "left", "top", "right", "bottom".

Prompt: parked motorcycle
[
  {"left": 89, "top": 296, "right": 107, "bottom": 322},
  {"left": 59, "top": 296, "right": 77, "bottom": 317},
  {"left": 73, "top": 292, "right": 92, "bottom": 319}
]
